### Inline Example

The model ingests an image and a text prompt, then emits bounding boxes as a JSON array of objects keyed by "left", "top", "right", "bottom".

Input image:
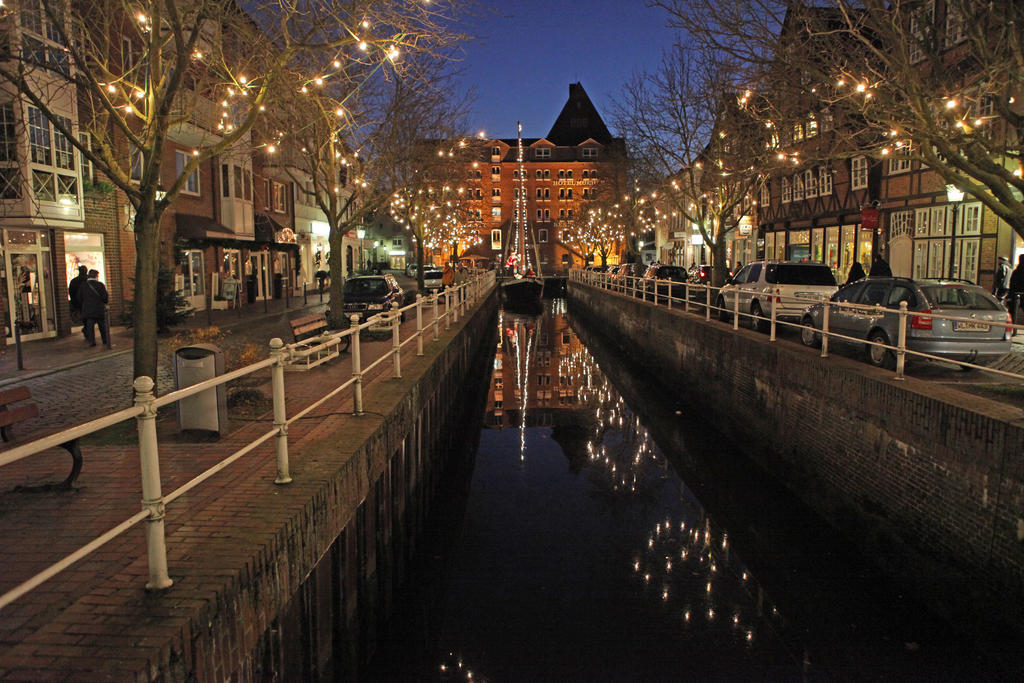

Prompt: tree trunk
[
  {"left": 326, "top": 226, "right": 346, "bottom": 329},
  {"left": 415, "top": 238, "right": 425, "bottom": 291},
  {"left": 132, "top": 201, "right": 161, "bottom": 384},
  {"left": 710, "top": 239, "right": 729, "bottom": 287}
]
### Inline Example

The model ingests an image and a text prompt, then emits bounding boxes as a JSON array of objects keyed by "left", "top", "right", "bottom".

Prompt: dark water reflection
[{"left": 369, "top": 299, "right": 999, "bottom": 681}]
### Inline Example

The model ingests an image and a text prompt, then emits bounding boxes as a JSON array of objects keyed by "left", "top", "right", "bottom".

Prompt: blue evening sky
[{"left": 456, "top": 0, "right": 679, "bottom": 140}]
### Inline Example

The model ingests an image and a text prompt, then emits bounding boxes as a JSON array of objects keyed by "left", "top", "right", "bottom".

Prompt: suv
[
  {"left": 717, "top": 260, "right": 838, "bottom": 331},
  {"left": 800, "top": 277, "right": 1012, "bottom": 369},
  {"left": 341, "top": 274, "right": 405, "bottom": 322}
]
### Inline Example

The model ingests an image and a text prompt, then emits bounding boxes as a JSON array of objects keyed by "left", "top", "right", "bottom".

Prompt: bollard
[
  {"left": 207, "top": 273, "right": 213, "bottom": 327},
  {"left": 14, "top": 319, "right": 23, "bottom": 370},
  {"left": 769, "top": 291, "right": 777, "bottom": 341},
  {"left": 133, "top": 376, "right": 173, "bottom": 591},
  {"left": 416, "top": 294, "right": 424, "bottom": 356},
  {"left": 104, "top": 306, "right": 113, "bottom": 349},
  {"left": 391, "top": 312, "right": 402, "bottom": 378},
  {"left": 350, "top": 315, "right": 363, "bottom": 414},
  {"left": 895, "top": 301, "right": 908, "bottom": 380},
  {"left": 433, "top": 292, "right": 440, "bottom": 340},
  {"left": 269, "top": 338, "right": 292, "bottom": 484},
  {"left": 821, "top": 303, "right": 831, "bottom": 358}
]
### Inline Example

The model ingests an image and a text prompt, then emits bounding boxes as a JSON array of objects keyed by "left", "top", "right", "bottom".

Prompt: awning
[
  {"left": 175, "top": 213, "right": 239, "bottom": 241},
  {"left": 255, "top": 213, "right": 285, "bottom": 243}
]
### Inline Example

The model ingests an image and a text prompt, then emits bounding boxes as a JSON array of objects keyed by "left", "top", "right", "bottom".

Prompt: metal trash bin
[{"left": 174, "top": 343, "right": 227, "bottom": 434}]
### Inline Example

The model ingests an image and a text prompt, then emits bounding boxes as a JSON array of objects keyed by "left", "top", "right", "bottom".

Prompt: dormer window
[
  {"left": 581, "top": 148, "right": 598, "bottom": 159},
  {"left": 534, "top": 148, "right": 551, "bottom": 159}
]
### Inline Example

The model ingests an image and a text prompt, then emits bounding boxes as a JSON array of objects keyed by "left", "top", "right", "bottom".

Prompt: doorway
[{"left": 248, "top": 251, "right": 270, "bottom": 301}]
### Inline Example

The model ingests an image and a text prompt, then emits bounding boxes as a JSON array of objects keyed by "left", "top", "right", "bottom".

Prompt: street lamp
[{"left": 945, "top": 184, "right": 965, "bottom": 279}]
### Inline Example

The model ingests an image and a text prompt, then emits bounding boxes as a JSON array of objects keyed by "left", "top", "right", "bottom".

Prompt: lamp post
[{"left": 945, "top": 184, "right": 965, "bottom": 279}]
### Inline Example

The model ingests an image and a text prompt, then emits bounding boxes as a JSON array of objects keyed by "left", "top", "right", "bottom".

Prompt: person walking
[
  {"left": 441, "top": 263, "right": 455, "bottom": 289},
  {"left": 846, "top": 260, "right": 866, "bottom": 284},
  {"left": 68, "top": 265, "right": 88, "bottom": 323},
  {"left": 80, "top": 269, "right": 109, "bottom": 347},
  {"left": 993, "top": 255, "right": 1011, "bottom": 302},
  {"left": 868, "top": 254, "right": 892, "bottom": 277},
  {"left": 1009, "top": 255, "right": 1024, "bottom": 326}
]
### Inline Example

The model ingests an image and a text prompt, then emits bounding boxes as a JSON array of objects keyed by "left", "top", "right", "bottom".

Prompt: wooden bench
[
  {"left": 287, "top": 313, "right": 348, "bottom": 371},
  {"left": 0, "top": 386, "right": 82, "bottom": 491}
]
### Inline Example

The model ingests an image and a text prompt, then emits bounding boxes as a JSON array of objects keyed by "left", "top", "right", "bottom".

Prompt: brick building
[{"left": 459, "top": 83, "right": 626, "bottom": 272}]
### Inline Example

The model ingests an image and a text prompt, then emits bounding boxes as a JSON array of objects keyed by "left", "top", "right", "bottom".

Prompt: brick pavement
[{"left": 0, "top": 284, "right": 477, "bottom": 679}]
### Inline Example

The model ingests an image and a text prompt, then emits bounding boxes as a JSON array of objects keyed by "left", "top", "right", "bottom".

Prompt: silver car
[{"left": 800, "top": 277, "right": 1012, "bottom": 368}]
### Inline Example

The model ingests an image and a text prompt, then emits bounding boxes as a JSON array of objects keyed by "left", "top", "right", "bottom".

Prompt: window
[
  {"left": 492, "top": 187, "right": 501, "bottom": 197},
  {"left": 0, "top": 102, "right": 19, "bottom": 199},
  {"left": 567, "top": 209, "right": 573, "bottom": 219},
  {"left": 491, "top": 146, "right": 501, "bottom": 156},
  {"left": 491, "top": 166, "right": 500, "bottom": 176},
  {"left": 78, "top": 133, "right": 93, "bottom": 185},
  {"left": 760, "top": 182, "right": 770, "bottom": 206},
  {"left": 589, "top": 170, "right": 597, "bottom": 178},
  {"left": 908, "top": 1, "right": 935, "bottom": 63},
  {"left": 804, "top": 169, "right": 817, "bottom": 198},
  {"left": 544, "top": 209, "right": 550, "bottom": 220},
  {"left": 582, "top": 170, "right": 589, "bottom": 178},
  {"left": 889, "top": 150, "right": 912, "bottom": 174},
  {"left": 581, "top": 147, "right": 597, "bottom": 159},
  {"left": 475, "top": 188, "right": 482, "bottom": 199},
  {"left": 233, "top": 166, "right": 243, "bottom": 199},
  {"left": 792, "top": 122, "right": 804, "bottom": 142},
  {"left": 534, "top": 148, "right": 551, "bottom": 159},
  {"left": 960, "top": 203, "right": 981, "bottom": 235},
  {"left": 818, "top": 166, "right": 832, "bottom": 195},
  {"left": 536, "top": 170, "right": 543, "bottom": 179},
  {"left": 20, "top": 0, "right": 69, "bottom": 75},
  {"left": 559, "top": 209, "right": 566, "bottom": 219},
  {"left": 945, "top": 6, "right": 965, "bottom": 45},
  {"left": 567, "top": 188, "right": 573, "bottom": 199},
  {"left": 175, "top": 150, "right": 199, "bottom": 195},
  {"left": 221, "top": 163, "right": 230, "bottom": 196},
  {"left": 806, "top": 115, "right": 818, "bottom": 138},
  {"left": 491, "top": 207, "right": 501, "bottom": 218},
  {"left": 890, "top": 209, "right": 914, "bottom": 238},
  {"left": 538, "top": 228, "right": 548, "bottom": 242},
  {"left": 582, "top": 188, "right": 590, "bottom": 199},
  {"left": 781, "top": 177, "right": 791, "bottom": 202},
  {"left": 793, "top": 174, "right": 805, "bottom": 201},
  {"left": 566, "top": 170, "right": 573, "bottom": 179},
  {"left": 272, "top": 180, "right": 286, "bottom": 212},
  {"left": 851, "top": 156, "right": 868, "bottom": 190},
  {"left": 27, "top": 106, "right": 77, "bottom": 205}
]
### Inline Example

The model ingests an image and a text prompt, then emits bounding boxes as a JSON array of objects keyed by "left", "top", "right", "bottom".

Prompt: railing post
[
  {"left": 445, "top": 289, "right": 452, "bottom": 330},
  {"left": 668, "top": 282, "right": 673, "bottom": 310},
  {"left": 269, "top": 338, "right": 292, "bottom": 484},
  {"left": 733, "top": 290, "right": 740, "bottom": 331},
  {"left": 895, "top": 301, "right": 908, "bottom": 380},
  {"left": 821, "top": 302, "right": 830, "bottom": 358},
  {"left": 433, "top": 292, "right": 440, "bottom": 340},
  {"left": 769, "top": 291, "right": 778, "bottom": 342},
  {"left": 133, "top": 376, "right": 173, "bottom": 591},
  {"left": 391, "top": 312, "right": 402, "bottom": 379},
  {"left": 416, "top": 294, "right": 424, "bottom": 356},
  {"left": 705, "top": 285, "right": 711, "bottom": 321},
  {"left": 684, "top": 283, "right": 690, "bottom": 313},
  {"left": 350, "top": 315, "right": 363, "bottom": 415}
]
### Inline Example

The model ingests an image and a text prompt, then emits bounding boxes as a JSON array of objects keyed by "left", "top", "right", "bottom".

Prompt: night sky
[{"left": 456, "top": 0, "right": 678, "bottom": 140}]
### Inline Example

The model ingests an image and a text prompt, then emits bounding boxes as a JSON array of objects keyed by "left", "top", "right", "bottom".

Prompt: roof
[{"left": 546, "top": 83, "right": 614, "bottom": 146}]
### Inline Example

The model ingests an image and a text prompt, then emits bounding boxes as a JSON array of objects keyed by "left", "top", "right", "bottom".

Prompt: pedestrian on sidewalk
[
  {"left": 1008, "top": 255, "right": 1024, "bottom": 326},
  {"left": 869, "top": 254, "right": 892, "bottom": 277},
  {"left": 80, "top": 269, "right": 109, "bottom": 347},
  {"left": 68, "top": 265, "right": 88, "bottom": 323},
  {"left": 993, "top": 255, "right": 1011, "bottom": 302}
]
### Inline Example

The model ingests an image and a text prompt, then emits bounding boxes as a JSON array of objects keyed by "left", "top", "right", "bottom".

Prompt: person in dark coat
[
  {"left": 868, "top": 254, "right": 892, "bottom": 277},
  {"left": 80, "top": 269, "right": 109, "bottom": 347},
  {"left": 1008, "top": 255, "right": 1024, "bottom": 324},
  {"left": 68, "top": 265, "right": 88, "bottom": 322},
  {"left": 846, "top": 261, "right": 866, "bottom": 284}
]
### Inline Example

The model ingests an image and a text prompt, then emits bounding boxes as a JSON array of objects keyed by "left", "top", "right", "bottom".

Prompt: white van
[{"left": 716, "top": 260, "right": 838, "bottom": 331}]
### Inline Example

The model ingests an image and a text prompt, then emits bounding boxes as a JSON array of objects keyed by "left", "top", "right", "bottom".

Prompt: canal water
[{"left": 369, "top": 299, "right": 1001, "bottom": 681}]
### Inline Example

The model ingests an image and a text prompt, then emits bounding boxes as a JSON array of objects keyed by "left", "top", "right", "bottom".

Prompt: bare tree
[
  {"left": 652, "top": 0, "right": 1024, "bottom": 241},
  {"left": 559, "top": 203, "right": 626, "bottom": 267},
  {"left": 0, "top": 0, "right": 468, "bottom": 382},
  {"left": 616, "top": 49, "right": 772, "bottom": 285}
]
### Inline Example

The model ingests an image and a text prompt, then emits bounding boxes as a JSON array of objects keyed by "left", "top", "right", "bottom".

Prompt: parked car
[
  {"left": 799, "top": 277, "right": 1012, "bottom": 369},
  {"left": 642, "top": 264, "right": 690, "bottom": 300},
  {"left": 717, "top": 260, "right": 838, "bottom": 331},
  {"left": 341, "top": 274, "right": 405, "bottom": 322},
  {"left": 422, "top": 267, "right": 444, "bottom": 291},
  {"left": 609, "top": 263, "right": 642, "bottom": 291},
  {"left": 405, "top": 263, "right": 418, "bottom": 278}
]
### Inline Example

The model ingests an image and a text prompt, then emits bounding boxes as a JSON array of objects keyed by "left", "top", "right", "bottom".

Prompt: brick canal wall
[{"left": 569, "top": 282, "right": 1024, "bottom": 614}]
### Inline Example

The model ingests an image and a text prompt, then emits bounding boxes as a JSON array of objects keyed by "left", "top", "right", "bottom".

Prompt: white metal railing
[
  {"left": 570, "top": 267, "right": 1024, "bottom": 382},
  {"left": 0, "top": 270, "right": 496, "bottom": 611}
]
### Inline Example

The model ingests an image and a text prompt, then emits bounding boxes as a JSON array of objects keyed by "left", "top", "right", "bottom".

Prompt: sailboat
[{"left": 501, "top": 121, "right": 544, "bottom": 311}]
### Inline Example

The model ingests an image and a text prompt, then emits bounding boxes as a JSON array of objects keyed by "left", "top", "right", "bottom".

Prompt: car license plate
[{"left": 954, "top": 321, "right": 989, "bottom": 331}]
